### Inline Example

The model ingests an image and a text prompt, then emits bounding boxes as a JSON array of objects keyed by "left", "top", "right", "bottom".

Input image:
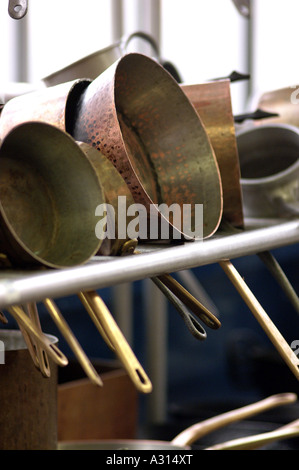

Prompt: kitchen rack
[{"left": 0, "top": 217, "right": 298, "bottom": 423}]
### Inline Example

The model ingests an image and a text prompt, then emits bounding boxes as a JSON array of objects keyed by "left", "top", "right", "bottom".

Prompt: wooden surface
[{"left": 58, "top": 362, "right": 138, "bottom": 441}]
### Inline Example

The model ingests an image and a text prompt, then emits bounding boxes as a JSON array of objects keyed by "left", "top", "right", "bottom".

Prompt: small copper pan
[
  {"left": 73, "top": 53, "right": 223, "bottom": 241},
  {"left": 182, "top": 80, "right": 244, "bottom": 228}
]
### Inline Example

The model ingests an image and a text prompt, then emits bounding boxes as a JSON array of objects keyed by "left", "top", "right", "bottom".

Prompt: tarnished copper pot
[
  {"left": 73, "top": 53, "right": 223, "bottom": 240},
  {"left": 182, "top": 80, "right": 244, "bottom": 228},
  {"left": 0, "top": 122, "right": 104, "bottom": 268}
]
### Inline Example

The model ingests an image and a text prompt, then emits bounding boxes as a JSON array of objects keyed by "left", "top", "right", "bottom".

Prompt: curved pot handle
[
  {"left": 121, "top": 31, "right": 183, "bottom": 82},
  {"left": 122, "top": 31, "right": 160, "bottom": 60},
  {"left": 171, "top": 392, "right": 297, "bottom": 447}
]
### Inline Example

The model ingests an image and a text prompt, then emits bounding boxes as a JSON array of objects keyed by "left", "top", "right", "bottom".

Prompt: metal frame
[{"left": 0, "top": 219, "right": 298, "bottom": 310}]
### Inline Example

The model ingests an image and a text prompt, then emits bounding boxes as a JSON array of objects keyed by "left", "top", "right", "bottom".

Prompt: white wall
[
  {"left": 26, "top": 0, "right": 114, "bottom": 83},
  {"left": 2, "top": 0, "right": 299, "bottom": 113},
  {"left": 249, "top": 0, "right": 299, "bottom": 108}
]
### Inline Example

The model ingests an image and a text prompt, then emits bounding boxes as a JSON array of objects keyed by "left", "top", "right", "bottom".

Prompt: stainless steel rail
[{"left": 0, "top": 219, "right": 298, "bottom": 310}]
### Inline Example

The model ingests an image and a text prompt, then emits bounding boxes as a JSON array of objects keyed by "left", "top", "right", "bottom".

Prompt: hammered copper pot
[
  {"left": 182, "top": 79, "right": 244, "bottom": 228},
  {"left": 73, "top": 53, "right": 223, "bottom": 240}
]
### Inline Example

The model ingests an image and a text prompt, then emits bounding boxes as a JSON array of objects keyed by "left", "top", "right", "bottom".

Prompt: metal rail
[{"left": 0, "top": 219, "right": 298, "bottom": 310}]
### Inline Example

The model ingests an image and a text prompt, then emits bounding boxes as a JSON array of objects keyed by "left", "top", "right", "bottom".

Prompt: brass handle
[
  {"left": 151, "top": 276, "right": 207, "bottom": 341},
  {"left": 172, "top": 392, "right": 297, "bottom": 447},
  {"left": 78, "top": 291, "right": 153, "bottom": 394},
  {"left": 157, "top": 273, "right": 221, "bottom": 330},
  {"left": 25, "top": 302, "right": 51, "bottom": 378},
  {"left": 206, "top": 421, "right": 299, "bottom": 450},
  {"left": 219, "top": 259, "right": 299, "bottom": 381},
  {"left": 7, "top": 305, "right": 68, "bottom": 368},
  {"left": 43, "top": 298, "right": 103, "bottom": 387},
  {"left": 258, "top": 251, "right": 299, "bottom": 314},
  {"left": 0, "top": 311, "right": 8, "bottom": 324}
]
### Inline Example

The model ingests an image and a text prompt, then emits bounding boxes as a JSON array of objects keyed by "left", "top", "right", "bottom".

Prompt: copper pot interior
[{"left": 0, "top": 122, "right": 104, "bottom": 268}]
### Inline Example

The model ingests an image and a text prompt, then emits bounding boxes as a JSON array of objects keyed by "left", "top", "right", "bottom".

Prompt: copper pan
[
  {"left": 0, "top": 78, "right": 91, "bottom": 140},
  {"left": 73, "top": 53, "right": 223, "bottom": 240},
  {"left": 182, "top": 80, "right": 244, "bottom": 228},
  {"left": 0, "top": 122, "right": 104, "bottom": 268}
]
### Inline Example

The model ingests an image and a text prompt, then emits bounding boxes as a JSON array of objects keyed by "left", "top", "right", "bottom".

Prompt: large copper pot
[{"left": 73, "top": 53, "right": 223, "bottom": 240}]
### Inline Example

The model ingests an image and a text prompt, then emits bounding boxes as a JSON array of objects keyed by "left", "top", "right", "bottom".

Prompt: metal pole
[
  {"left": 143, "top": 278, "right": 168, "bottom": 423},
  {"left": 111, "top": 0, "right": 124, "bottom": 41}
]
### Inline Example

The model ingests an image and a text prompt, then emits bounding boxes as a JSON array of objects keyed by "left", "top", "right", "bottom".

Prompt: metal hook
[{"left": 8, "top": 0, "right": 28, "bottom": 20}]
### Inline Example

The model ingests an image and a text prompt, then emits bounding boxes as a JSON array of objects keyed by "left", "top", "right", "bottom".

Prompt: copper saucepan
[
  {"left": 0, "top": 122, "right": 104, "bottom": 268},
  {"left": 57, "top": 393, "right": 297, "bottom": 450},
  {"left": 182, "top": 80, "right": 244, "bottom": 228},
  {"left": 73, "top": 52, "right": 223, "bottom": 240}
]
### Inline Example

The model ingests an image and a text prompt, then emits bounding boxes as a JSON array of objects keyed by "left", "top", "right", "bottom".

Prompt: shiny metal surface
[{"left": 237, "top": 124, "right": 299, "bottom": 218}]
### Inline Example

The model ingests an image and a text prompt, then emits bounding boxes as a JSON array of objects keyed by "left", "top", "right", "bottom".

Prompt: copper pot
[
  {"left": 73, "top": 53, "right": 223, "bottom": 240},
  {"left": 182, "top": 80, "right": 244, "bottom": 228},
  {"left": 0, "top": 122, "right": 104, "bottom": 268},
  {"left": 0, "top": 79, "right": 91, "bottom": 141}
]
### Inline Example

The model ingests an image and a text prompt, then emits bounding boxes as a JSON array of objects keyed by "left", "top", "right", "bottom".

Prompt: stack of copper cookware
[{"left": 0, "top": 34, "right": 298, "bottom": 450}]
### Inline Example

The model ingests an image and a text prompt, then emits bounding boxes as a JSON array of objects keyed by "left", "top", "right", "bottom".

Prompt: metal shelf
[{"left": 0, "top": 218, "right": 298, "bottom": 309}]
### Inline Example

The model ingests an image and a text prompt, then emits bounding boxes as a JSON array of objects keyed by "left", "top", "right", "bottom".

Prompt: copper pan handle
[
  {"left": 157, "top": 273, "right": 221, "bottom": 330},
  {"left": 219, "top": 259, "right": 299, "bottom": 381},
  {"left": 172, "top": 392, "right": 297, "bottom": 447},
  {"left": 25, "top": 302, "right": 51, "bottom": 378},
  {"left": 7, "top": 305, "right": 68, "bottom": 367},
  {"left": 43, "top": 298, "right": 103, "bottom": 387},
  {"left": 151, "top": 276, "right": 207, "bottom": 341},
  {"left": 258, "top": 251, "right": 299, "bottom": 314},
  {"left": 205, "top": 418, "right": 299, "bottom": 450},
  {"left": 78, "top": 291, "right": 153, "bottom": 394}
]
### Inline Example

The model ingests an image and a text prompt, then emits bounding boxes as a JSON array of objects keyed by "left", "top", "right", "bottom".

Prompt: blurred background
[{"left": 0, "top": 0, "right": 299, "bottom": 447}]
